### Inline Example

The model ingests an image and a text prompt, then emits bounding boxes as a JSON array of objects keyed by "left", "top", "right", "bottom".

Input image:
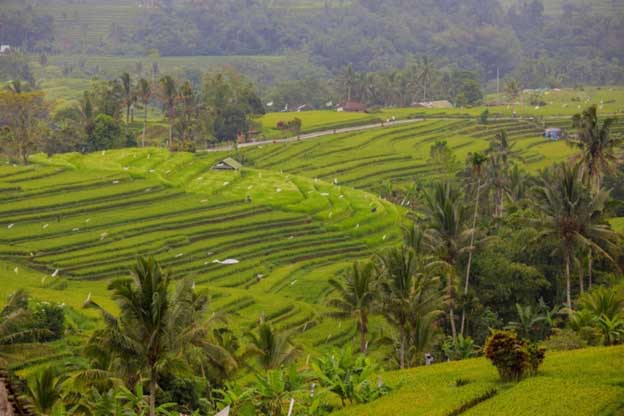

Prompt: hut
[
  {"left": 212, "top": 157, "right": 242, "bottom": 171},
  {"left": 544, "top": 128, "right": 562, "bottom": 140},
  {"left": 337, "top": 101, "right": 368, "bottom": 113}
]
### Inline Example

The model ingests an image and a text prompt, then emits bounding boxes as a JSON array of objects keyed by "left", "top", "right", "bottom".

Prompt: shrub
[
  {"left": 526, "top": 343, "right": 545, "bottom": 376},
  {"left": 276, "top": 118, "right": 303, "bottom": 133},
  {"left": 32, "top": 301, "right": 65, "bottom": 342},
  {"left": 542, "top": 329, "right": 587, "bottom": 351},
  {"left": 484, "top": 330, "right": 545, "bottom": 382}
]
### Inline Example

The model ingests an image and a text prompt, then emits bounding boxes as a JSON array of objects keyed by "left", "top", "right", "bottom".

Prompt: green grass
[{"left": 330, "top": 345, "right": 624, "bottom": 416}]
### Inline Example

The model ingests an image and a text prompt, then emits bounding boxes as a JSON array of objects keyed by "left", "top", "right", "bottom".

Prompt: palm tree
[
  {"left": 422, "top": 181, "right": 470, "bottom": 342},
  {"left": 1, "top": 290, "right": 51, "bottom": 366},
  {"left": 26, "top": 367, "right": 66, "bottom": 415},
  {"left": 159, "top": 75, "right": 177, "bottom": 147},
  {"left": 245, "top": 322, "right": 298, "bottom": 371},
  {"left": 339, "top": 64, "right": 356, "bottom": 102},
  {"left": 504, "top": 78, "right": 521, "bottom": 115},
  {"left": 533, "top": 163, "right": 619, "bottom": 309},
  {"left": 136, "top": 78, "right": 151, "bottom": 147},
  {"left": 487, "top": 130, "right": 521, "bottom": 217},
  {"left": 418, "top": 56, "right": 435, "bottom": 102},
  {"left": 570, "top": 105, "right": 621, "bottom": 191},
  {"left": 505, "top": 303, "right": 545, "bottom": 342},
  {"left": 327, "top": 261, "right": 377, "bottom": 354},
  {"left": 120, "top": 72, "right": 136, "bottom": 124},
  {"left": 376, "top": 246, "right": 442, "bottom": 369},
  {"left": 461, "top": 152, "right": 488, "bottom": 336},
  {"left": 85, "top": 257, "right": 231, "bottom": 416}
]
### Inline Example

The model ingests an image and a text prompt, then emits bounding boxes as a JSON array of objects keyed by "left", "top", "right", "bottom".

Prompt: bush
[
  {"left": 484, "top": 330, "right": 544, "bottom": 382},
  {"left": 276, "top": 118, "right": 303, "bottom": 133},
  {"left": 541, "top": 329, "right": 587, "bottom": 351},
  {"left": 32, "top": 301, "right": 65, "bottom": 342},
  {"left": 526, "top": 343, "right": 545, "bottom": 376}
]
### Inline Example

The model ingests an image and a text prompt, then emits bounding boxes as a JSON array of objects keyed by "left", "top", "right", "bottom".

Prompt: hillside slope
[
  {"left": 331, "top": 345, "right": 624, "bottom": 416},
  {"left": 0, "top": 148, "right": 403, "bottom": 358}
]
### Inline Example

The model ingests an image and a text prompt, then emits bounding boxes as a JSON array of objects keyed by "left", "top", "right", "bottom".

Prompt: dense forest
[{"left": 1, "top": 0, "right": 623, "bottom": 87}]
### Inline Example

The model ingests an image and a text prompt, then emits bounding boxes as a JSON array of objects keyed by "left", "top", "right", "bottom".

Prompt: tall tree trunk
[
  {"left": 399, "top": 325, "right": 406, "bottom": 369},
  {"left": 143, "top": 106, "right": 148, "bottom": 147},
  {"left": 360, "top": 315, "right": 368, "bottom": 354},
  {"left": 565, "top": 252, "right": 572, "bottom": 310},
  {"left": 127, "top": 104, "right": 131, "bottom": 124},
  {"left": 588, "top": 250, "right": 593, "bottom": 290},
  {"left": 461, "top": 178, "right": 480, "bottom": 336},
  {"left": 168, "top": 123, "right": 172, "bottom": 148},
  {"left": 149, "top": 367, "right": 156, "bottom": 416}
]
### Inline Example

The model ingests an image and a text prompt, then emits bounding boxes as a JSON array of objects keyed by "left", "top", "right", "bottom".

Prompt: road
[{"left": 199, "top": 118, "right": 424, "bottom": 153}]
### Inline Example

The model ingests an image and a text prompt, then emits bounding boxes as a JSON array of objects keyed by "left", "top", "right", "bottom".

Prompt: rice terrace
[{"left": 1, "top": 1, "right": 624, "bottom": 415}]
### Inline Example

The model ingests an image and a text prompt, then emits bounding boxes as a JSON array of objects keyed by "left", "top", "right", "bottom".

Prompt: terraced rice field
[
  {"left": 0, "top": 148, "right": 403, "bottom": 354},
  {"left": 241, "top": 117, "right": 622, "bottom": 190}
]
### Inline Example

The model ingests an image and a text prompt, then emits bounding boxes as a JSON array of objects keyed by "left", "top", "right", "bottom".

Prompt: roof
[
  {"left": 337, "top": 101, "right": 368, "bottom": 112},
  {"left": 412, "top": 100, "right": 454, "bottom": 109},
  {"left": 213, "top": 157, "right": 242, "bottom": 170}
]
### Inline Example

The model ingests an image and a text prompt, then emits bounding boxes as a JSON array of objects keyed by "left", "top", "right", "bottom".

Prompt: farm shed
[
  {"left": 337, "top": 101, "right": 368, "bottom": 112},
  {"left": 544, "top": 128, "right": 562, "bottom": 140},
  {"left": 212, "top": 157, "right": 242, "bottom": 171}
]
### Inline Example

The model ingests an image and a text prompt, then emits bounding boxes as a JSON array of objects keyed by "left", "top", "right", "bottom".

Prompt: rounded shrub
[{"left": 484, "top": 330, "right": 544, "bottom": 382}]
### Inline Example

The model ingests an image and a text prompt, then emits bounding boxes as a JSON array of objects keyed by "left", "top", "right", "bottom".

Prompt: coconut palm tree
[
  {"left": 120, "top": 72, "right": 136, "bottom": 124},
  {"left": 25, "top": 367, "right": 67, "bottom": 415},
  {"left": 569, "top": 105, "right": 621, "bottom": 191},
  {"left": 158, "top": 75, "right": 177, "bottom": 147},
  {"left": 422, "top": 181, "right": 470, "bottom": 342},
  {"left": 376, "top": 246, "right": 442, "bottom": 369},
  {"left": 532, "top": 163, "right": 619, "bottom": 309},
  {"left": 245, "top": 322, "right": 298, "bottom": 371},
  {"left": 136, "top": 78, "right": 151, "bottom": 147},
  {"left": 504, "top": 78, "right": 521, "bottom": 115},
  {"left": 0, "top": 290, "right": 51, "bottom": 366},
  {"left": 339, "top": 64, "right": 356, "bottom": 102},
  {"left": 505, "top": 303, "right": 546, "bottom": 342},
  {"left": 487, "top": 130, "right": 522, "bottom": 217},
  {"left": 418, "top": 56, "right": 435, "bottom": 102},
  {"left": 461, "top": 152, "right": 488, "bottom": 336},
  {"left": 327, "top": 261, "right": 377, "bottom": 354},
  {"left": 85, "top": 257, "right": 231, "bottom": 416}
]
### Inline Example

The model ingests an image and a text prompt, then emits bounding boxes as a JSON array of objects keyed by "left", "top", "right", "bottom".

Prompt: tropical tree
[
  {"left": 25, "top": 367, "right": 67, "bottom": 415},
  {"left": 504, "top": 78, "right": 521, "bottom": 114},
  {"left": 159, "top": 75, "right": 177, "bottom": 147},
  {"left": 569, "top": 105, "right": 621, "bottom": 191},
  {"left": 487, "top": 130, "right": 521, "bottom": 217},
  {"left": 418, "top": 56, "right": 435, "bottom": 102},
  {"left": 327, "top": 261, "right": 377, "bottom": 354},
  {"left": 245, "top": 322, "right": 298, "bottom": 371},
  {"left": 339, "top": 64, "right": 356, "bottom": 102},
  {"left": 0, "top": 88, "right": 49, "bottom": 164},
  {"left": 532, "top": 163, "right": 619, "bottom": 309},
  {"left": 136, "top": 78, "right": 151, "bottom": 147},
  {"left": 376, "top": 246, "right": 443, "bottom": 369},
  {"left": 120, "top": 72, "right": 136, "bottom": 124},
  {"left": 505, "top": 303, "right": 546, "bottom": 342},
  {"left": 0, "top": 290, "right": 51, "bottom": 366},
  {"left": 461, "top": 152, "right": 488, "bottom": 335},
  {"left": 85, "top": 257, "right": 230, "bottom": 416},
  {"left": 422, "top": 181, "right": 470, "bottom": 342}
]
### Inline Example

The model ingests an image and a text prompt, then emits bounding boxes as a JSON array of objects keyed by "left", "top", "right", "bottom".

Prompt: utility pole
[{"left": 496, "top": 67, "right": 500, "bottom": 98}]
